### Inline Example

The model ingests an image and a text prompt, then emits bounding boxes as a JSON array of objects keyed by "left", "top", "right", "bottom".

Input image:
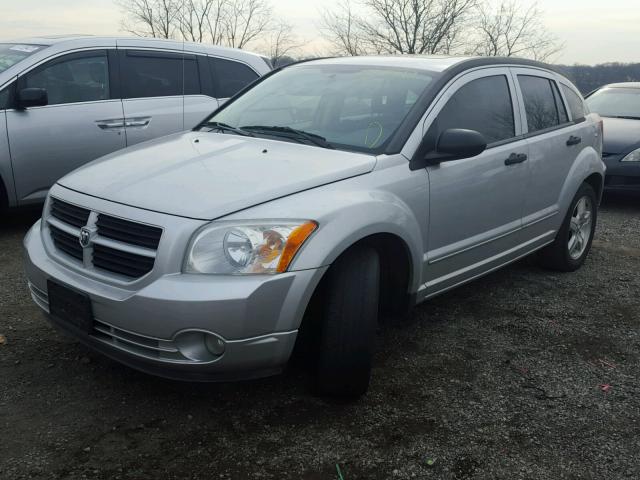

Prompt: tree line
[
  {"left": 118, "top": 0, "right": 563, "bottom": 66},
  {"left": 118, "top": 0, "right": 640, "bottom": 92}
]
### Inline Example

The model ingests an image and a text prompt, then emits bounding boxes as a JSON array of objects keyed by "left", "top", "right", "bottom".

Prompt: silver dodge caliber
[{"left": 24, "top": 56, "right": 605, "bottom": 397}]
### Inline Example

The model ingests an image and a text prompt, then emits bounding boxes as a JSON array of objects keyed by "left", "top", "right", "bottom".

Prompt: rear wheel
[
  {"left": 538, "top": 183, "right": 597, "bottom": 272},
  {"left": 313, "top": 247, "right": 380, "bottom": 398}
]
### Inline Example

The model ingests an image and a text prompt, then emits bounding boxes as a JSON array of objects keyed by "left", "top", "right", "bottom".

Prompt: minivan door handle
[
  {"left": 504, "top": 153, "right": 528, "bottom": 166},
  {"left": 96, "top": 118, "right": 125, "bottom": 130},
  {"left": 566, "top": 135, "right": 582, "bottom": 146},
  {"left": 124, "top": 117, "right": 151, "bottom": 128}
]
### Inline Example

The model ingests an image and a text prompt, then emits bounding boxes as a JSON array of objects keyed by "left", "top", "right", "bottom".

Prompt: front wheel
[
  {"left": 538, "top": 183, "right": 597, "bottom": 272},
  {"left": 313, "top": 246, "right": 380, "bottom": 398}
]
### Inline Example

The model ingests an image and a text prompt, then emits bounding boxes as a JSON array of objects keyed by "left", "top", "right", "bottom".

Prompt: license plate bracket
[{"left": 47, "top": 280, "right": 93, "bottom": 333}]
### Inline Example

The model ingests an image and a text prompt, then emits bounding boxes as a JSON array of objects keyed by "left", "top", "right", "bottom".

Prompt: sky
[{"left": 0, "top": 0, "right": 638, "bottom": 65}]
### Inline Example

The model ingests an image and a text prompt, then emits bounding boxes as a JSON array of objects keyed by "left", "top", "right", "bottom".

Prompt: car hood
[
  {"left": 601, "top": 117, "right": 640, "bottom": 154},
  {"left": 58, "top": 131, "right": 376, "bottom": 220}
]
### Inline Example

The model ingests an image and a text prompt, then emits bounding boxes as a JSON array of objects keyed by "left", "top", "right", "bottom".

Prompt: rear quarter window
[
  {"left": 561, "top": 84, "right": 587, "bottom": 120},
  {"left": 210, "top": 57, "right": 258, "bottom": 98}
]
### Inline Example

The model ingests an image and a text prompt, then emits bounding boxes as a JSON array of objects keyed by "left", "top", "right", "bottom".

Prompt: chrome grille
[
  {"left": 50, "top": 198, "right": 90, "bottom": 228},
  {"left": 49, "top": 224, "right": 83, "bottom": 261},
  {"left": 92, "top": 319, "right": 186, "bottom": 362},
  {"left": 96, "top": 214, "right": 162, "bottom": 249},
  {"left": 47, "top": 198, "right": 162, "bottom": 280},
  {"left": 93, "top": 244, "right": 155, "bottom": 278}
]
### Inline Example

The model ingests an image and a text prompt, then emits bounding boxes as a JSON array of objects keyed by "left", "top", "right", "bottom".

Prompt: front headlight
[
  {"left": 184, "top": 220, "right": 317, "bottom": 274},
  {"left": 621, "top": 148, "right": 640, "bottom": 162}
]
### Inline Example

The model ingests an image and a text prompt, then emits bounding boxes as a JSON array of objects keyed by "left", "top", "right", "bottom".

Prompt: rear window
[
  {"left": 562, "top": 85, "right": 586, "bottom": 120},
  {"left": 210, "top": 57, "right": 258, "bottom": 98},
  {"left": 121, "top": 50, "right": 200, "bottom": 99},
  {"left": 518, "top": 75, "right": 564, "bottom": 133},
  {"left": 585, "top": 87, "right": 640, "bottom": 119},
  {"left": 0, "top": 43, "right": 44, "bottom": 74}
]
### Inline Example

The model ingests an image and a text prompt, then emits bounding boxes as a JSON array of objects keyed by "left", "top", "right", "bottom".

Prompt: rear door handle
[
  {"left": 566, "top": 135, "right": 582, "bottom": 146},
  {"left": 504, "top": 153, "right": 528, "bottom": 166},
  {"left": 96, "top": 118, "right": 125, "bottom": 130}
]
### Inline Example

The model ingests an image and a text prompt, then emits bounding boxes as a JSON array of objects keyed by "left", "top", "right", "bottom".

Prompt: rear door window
[
  {"left": 561, "top": 84, "right": 587, "bottom": 120},
  {"left": 210, "top": 57, "right": 258, "bottom": 98},
  {"left": 121, "top": 50, "right": 201, "bottom": 99},
  {"left": 430, "top": 75, "right": 516, "bottom": 145},
  {"left": 23, "top": 51, "right": 110, "bottom": 105},
  {"left": 518, "top": 75, "right": 566, "bottom": 133}
]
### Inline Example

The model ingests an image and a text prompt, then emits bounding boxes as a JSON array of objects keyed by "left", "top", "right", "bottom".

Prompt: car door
[
  {"left": 183, "top": 54, "right": 218, "bottom": 130},
  {"left": 119, "top": 49, "right": 189, "bottom": 146},
  {"left": 511, "top": 68, "right": 580, "bottom": 240},
  {"left": 6, "top": 49, "right": 126, "bottom": 205},
  {"left": 422, "top": 68, "right": 529, "bottom": 295}
]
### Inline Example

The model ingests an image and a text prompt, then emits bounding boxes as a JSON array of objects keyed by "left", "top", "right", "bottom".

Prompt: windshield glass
[
  {"left": 0, "top": 43, "right": 44, "bottom": 74},
  {"left": 586, "top": 87, "right": 640, "bottom": 119},
  {"left": 205, "top": 64, "right": 438, "bottom": 153}
]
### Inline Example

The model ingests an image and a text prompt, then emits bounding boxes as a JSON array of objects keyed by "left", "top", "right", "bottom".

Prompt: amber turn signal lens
[{"left": 276, "top": 221, "right": 318, "bottom": 273}]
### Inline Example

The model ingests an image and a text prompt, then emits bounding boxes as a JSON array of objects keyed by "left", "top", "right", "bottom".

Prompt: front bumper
[
  {"left": 603, "top": 154, "right": 640, "bottom": 191},
  {"left": 24, "top": 219, "right": 327, "bottom": 382}
]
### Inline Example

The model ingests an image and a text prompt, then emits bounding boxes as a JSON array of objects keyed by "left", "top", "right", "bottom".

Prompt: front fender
[
  {"left": 222, "top": 164, "right": 429, "bottom": 294},
  {"left": 292, "top": 191, "right": 424, "bottom": 292}
]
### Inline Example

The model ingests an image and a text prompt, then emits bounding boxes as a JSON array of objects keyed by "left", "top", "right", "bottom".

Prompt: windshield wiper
[
  {"left": 240, "top": 125, "right": 334, "bottom": 149},
  {"left": 605, "top": 115, "right": 640, "bottom": 121},
  {"left": 203, "top": 121, "right": 254, "bottom": 137}
]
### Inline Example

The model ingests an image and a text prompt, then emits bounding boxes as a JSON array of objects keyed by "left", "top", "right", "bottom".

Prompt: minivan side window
[
  {"left": 210, "top": 57, "right": 258, "bottom": 98},
  {"left": 561, "top": 84, "right": 587, "bottom": 120},
  {"left": 429, "top": 75, "right": 515, "bottom": 145},
  {"left": 518, "top": 75, "right": 567, "bottom": 133},
  {"left": 24, "top": 52, "right": 109, "bottom": 105},
  {"left": 121, "top": 50, "right": 201, "bottom": 99}
]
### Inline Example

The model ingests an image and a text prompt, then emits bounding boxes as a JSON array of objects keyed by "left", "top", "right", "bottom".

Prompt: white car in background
[{"left": 0, "top": 35, "right": 271, "bottom": 209}]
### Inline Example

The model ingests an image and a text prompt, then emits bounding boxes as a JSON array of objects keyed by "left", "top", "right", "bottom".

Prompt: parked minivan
[
  {"left": 24, "top": 56, "right": 605, "bottom": 397},
  {"left": 0, "top": 36, "right": 270, "bottom": 209}
]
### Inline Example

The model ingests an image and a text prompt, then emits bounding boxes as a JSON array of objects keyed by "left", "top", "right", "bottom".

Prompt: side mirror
[
  {"left": 17, "top": 88, "right": 48, "bottom": 109},
  {"left": 410, "top": 128, "right": 487, "bottom": 170}
]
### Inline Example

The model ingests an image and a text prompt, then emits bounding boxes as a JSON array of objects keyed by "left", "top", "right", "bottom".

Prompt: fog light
[
  {"left": 173, "top": 331, "right": 226, "bottom": 361},
  {"left": 205, "top": 334, "right": 226, "bottom": 356}
]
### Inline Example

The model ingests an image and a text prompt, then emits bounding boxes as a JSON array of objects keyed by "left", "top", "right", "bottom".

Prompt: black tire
[
  {"left": 314, "top": 246, "right": 380, "bottom": 398},
  {"left": 538, "top": 183, "right": 597, "bottom": 272}
]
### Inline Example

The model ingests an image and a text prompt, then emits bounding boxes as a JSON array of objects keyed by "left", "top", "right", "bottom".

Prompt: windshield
[
  {"left": 204, "top": 64, "right": 437, "bottom": 153},
  {"left": 0, "top": 43, "right": 44, "bottom": 74},
  {"left": 586, "top": 87, "right": 640, "bottom": 119}
]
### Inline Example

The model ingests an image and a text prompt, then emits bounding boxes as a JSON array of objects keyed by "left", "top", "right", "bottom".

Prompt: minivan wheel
[
  {"left": 538, "top": 183, "right": 597, "bottom": 272},
  {"left": 313, "top": 246, "right": 380, "bottom": 398}
]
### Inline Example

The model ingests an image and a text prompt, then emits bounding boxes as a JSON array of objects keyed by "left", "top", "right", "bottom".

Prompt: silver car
[
  {"left": 0, "top": 36, "right": 270, "bottom": 209},
  {"left": 24, "top": 56, "right": 605, "bottom": 397}
]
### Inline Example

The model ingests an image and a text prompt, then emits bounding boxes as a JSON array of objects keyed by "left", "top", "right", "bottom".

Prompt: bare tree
[
  {"left": 117, "top": 0, "right": 181, "bottom": 39},
  {"left": 118, "top": 0, "right": 273, "bottom": 49},
  {"left": 223, "top": 0, "right": 272, "bottom": 48},
  {"left": 320, "top": 0, "right": 367, "bottom": 56},
  {"left": 179, "top": 0, "right": 221, "bottom": 43},
  {"left": 320, "top": 0, "right": 477, "bottom": 56},
  {"left": 472, "top": 1, "right": 563, "bottom": 61},
  {"left": 261, "top": 20, "right": 303, "bottom": 67}
]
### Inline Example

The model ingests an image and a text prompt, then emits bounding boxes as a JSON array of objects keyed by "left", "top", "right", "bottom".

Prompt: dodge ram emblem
[{"left": 79, "top": 227, "right": 92, "bottom": 248}]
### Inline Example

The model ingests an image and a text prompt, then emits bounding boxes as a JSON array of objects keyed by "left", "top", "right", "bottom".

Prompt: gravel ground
[{"left": 1, "top": 194, "right": 639, "bottom": 480}]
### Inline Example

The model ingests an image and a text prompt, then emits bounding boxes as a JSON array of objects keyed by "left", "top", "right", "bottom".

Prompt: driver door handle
[
  {"left": 96, "top": 118, "right": 125, "bottom": 130},
  {"left": 504, "top": 153, "right": 528, "bottom": 166}
]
